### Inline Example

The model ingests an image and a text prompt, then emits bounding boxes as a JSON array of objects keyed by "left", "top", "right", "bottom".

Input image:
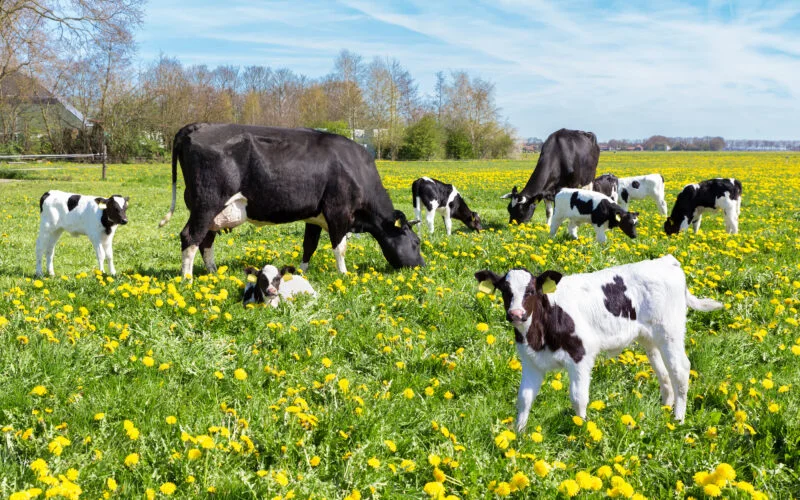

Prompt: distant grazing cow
[
  {"left": 159, "top": 123, "right": 424, "bottom": 277},
  {"left": 474, "top": 255, "right": 723, "bottom": 432},
  {"left": 502, "top": 129, "right": 599, "bottom": 225},
  {"left": 665, "top": 178, "right": 742, "bottom": 235},
  {"left": 411, "top": 177, "right": 482, "bottom": 235},
  {"left": 618, "top": 174, "right": 668, "bottom": 215},
  {"left": 550, "top": 189, "right": 639, "bottom": 243},
  {"left": 36, "top": 190, "right": 129, "bottom": 276},
  {"left": 243, "top": 264, "right": 317, "bottom": 307},
  {"left": 592, "top": 173, "right": 619, "bottom": 202}
]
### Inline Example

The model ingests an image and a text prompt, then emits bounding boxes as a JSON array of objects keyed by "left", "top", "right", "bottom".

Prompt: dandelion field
[{"left": 1, "top": 152, "right": 799, "bottom": 499}]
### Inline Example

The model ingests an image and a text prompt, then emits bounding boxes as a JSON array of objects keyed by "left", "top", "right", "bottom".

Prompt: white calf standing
[
  {"left": 243, "top": 265, "right": 317, "bottom": 307},
  {"left": 550, "top": 188, "right": 638, "bottom": 243},
  {"left": 618, "top": 174, "right": 668, "bottom": 215},
  {"left": 475, "top": 255, "right": 723, "bottom": 432},
  {"left": 35, "top": 190, "right": 129, "bottom": 276}
]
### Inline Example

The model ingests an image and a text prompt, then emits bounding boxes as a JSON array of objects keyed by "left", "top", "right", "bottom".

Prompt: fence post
[{"left": 101, "top": 144, "right": 107, "bottom": 180}]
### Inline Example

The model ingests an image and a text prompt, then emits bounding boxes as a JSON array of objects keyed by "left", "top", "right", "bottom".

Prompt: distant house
[
  {"left": 0, "top": 73, "right": 89, "bottom": 140},
  {"left": 521, "top": 144, "right": 537, "bottom": 153},
  {"left": 598, "top": 142, "right": 610, "bottom": 151}
]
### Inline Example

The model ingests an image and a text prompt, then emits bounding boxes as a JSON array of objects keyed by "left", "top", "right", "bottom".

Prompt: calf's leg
[
  {"left": 567, "top": 359, "right": 594, "bottom": 419},
  {"left": 102, "top": 236, "right": 116, "bottom": 276},
  {"left": 544, "top": 200, "right": 554, "bottom": 227},
  {"left": 654, "top": 326, "right": 691, "bottom": 422},
  {"left": 443, "top": 208, "right": 453, "bottom": 236},
  {"left": 36, "top": 227, "right": 62, "bottom": 277},
  {"left": 515, "top": 351, "right": 544, "bottom": 433}
]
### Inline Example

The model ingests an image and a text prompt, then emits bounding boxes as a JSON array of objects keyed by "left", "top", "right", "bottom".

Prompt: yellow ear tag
[
  {"left": 615, "top": 213, "right": 622, "bottom": 222},
  {"left": 282, "top": 273, "right": 293, "bottom": 282},
  {"left": 246, "top": 274, "right": 258, "bottom": 283},
  {"left": 394, "top": 219, "right": 402, "bottom": 228},
  {"left": 98, "top": 203, "right": 107, "bottom": 209},
  {"left": 541, "top": 277, "right": 557, "bottom": 294},
  {"left": 478, "top": 280, "right": 494, "bottom": 294}
]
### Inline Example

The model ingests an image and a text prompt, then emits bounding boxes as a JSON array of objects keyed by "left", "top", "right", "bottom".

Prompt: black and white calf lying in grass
[
  {"left": 36, "top": 190, "right": 129, "bottom": 276},
  {"left": 411, "top": 177, "right": 482, "bottom": 235},
  {"left": 242, "top": 265, "right": 317, "bottom": 307},
  {"left": 665, "top": 178, "right": 742, "bottom": 235},
  {"left": 549, "top": 188, "right": 638, "bottom": 243},
  {"left": 475, "top": 255, "right": 723, "bottom": 432}
]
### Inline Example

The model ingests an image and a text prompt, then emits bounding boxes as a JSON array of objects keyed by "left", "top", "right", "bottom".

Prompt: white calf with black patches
[
  {"left": 550, "top": 189, "right": 639, "bottom": 243},
  {"left": 476, "top": 255, "right": 723, "bottom": 432},
  {"left": 664, "top": 178, "right": 743, "bottom": 235},
  {"left": 618, "top": 174, "right": 668, "bottom": 215},
  {"left": 36, "top": 190, "right": 129, "bottom": 277},
  {"left": 412, "top": 177, "right": 481, "bottom": 235},
  {"left": 243, "top": 265, "right": 317, "bottom": 308}
]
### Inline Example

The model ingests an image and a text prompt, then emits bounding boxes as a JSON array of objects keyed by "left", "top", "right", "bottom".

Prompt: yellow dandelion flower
[
  {"left": 160, "top": 482, "right": 177, "bottom": 495},
  {"left": 124, "top": 453, "right": 139, "bottom": 467},
  {"left": 234, "top": 368, "right": 248, "bottom": 380},
  {"left": 30, "top": 385, "right": 47, "bottom": 396},
  {"left": 367, "top": 457, "right": 380, "bottom": 469}
]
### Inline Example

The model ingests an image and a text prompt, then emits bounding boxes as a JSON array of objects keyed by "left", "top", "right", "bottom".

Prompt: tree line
[{"left": 0, "top": 1, "right": 516, "bottom": 161}]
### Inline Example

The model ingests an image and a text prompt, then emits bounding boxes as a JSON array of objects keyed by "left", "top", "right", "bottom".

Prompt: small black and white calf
[
  {"left": 411, "top": 177, "right": 481, "bottom": 235},
  {"left": 664, "top": 178, "right": 742, "bottom": 235},
  {"left": 475, "top": 255, "right": 723, "bottom": 432},
  {"left": 36, "top": 190, "right": 129, "bottom": 276},
  {"left": 549, "top": 188, "right": 638, "bottom": 243},
  {"left": 243, "top": 264, "right": 317, "bottom": 307},
  {"left": 591, "top": 173, "right": 619, "bottom": 202},
  {"left": 618, "top": 174, "right": 668, "bottom": 215}
]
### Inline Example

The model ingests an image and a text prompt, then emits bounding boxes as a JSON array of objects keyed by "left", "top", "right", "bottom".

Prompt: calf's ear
[
  {"left": 408, "top": 219, "right": 421, "bottom": 227},
  {"left": 94, "top": 197, "right": 108, "bottom": 207},
  {"left": 279, "top": 265, "right": 296, "bottom": 276},
  {"left": 535, "top": 270, "right": 563, "bottom": 294},
  {"left": 474, "top": 270, "right": 503, "bottom": 293}
]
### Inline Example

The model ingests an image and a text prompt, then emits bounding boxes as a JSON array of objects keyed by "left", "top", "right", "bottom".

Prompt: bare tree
[{"left": 331, "top": 49, "right": 365, "bottom": 137}]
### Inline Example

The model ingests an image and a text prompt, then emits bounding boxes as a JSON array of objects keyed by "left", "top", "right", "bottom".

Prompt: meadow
[{"left": 1, "top": 152, "right": 799, "bottom": 499}]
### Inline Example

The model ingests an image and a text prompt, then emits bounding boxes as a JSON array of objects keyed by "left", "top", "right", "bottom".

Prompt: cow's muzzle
[{"left": 507, "top": 308, "right": 527, "bottom": 323}]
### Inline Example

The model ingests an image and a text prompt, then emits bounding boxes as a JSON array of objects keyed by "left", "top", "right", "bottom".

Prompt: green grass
[{"left": 1, "top": 153, "right": 799, "bottom": 499}]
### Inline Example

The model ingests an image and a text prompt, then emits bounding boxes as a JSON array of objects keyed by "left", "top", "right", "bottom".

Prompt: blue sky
[{"left": 138, "top": 1, "right": 800, "bottom": 140}]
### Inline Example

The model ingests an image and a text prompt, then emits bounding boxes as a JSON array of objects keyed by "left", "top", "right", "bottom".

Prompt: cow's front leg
[
  {"left": 567, "top": 220, "right": 579, "bottom": 239},
  {"left": 200, "top": 230, "right": 218, "bottom": 274},
  {"left": 568, "top": 360, "right": 594, "bottom": 419},
  {"left": 594, "top": 225, "right": 607, "bottom": 243},
  {"left": 544, "top": 200, "right": 554, "bottom": 227},
  {"left": 93, "top": 239, "right": 107, "bottom": 274},
  {"left": 425, "top": 208, "right": 436, "bottom": 234},
  {"left": 443, "top": 208, "right": 453, "bottom": 236},
  {"left": 103, "top": 237, "right": 116, "bottom": 276},
  {"left": 301, "top": 224, "right": 323, "bottom": 272},
  {"left": 515, "top": 348, "right": 544, "bottom": 434},
  {"left": 332, "top": 236, "right": 348, "bottom": 273},
  {"left": 691, "top": 215, "right": 702, "bottom": 233}
]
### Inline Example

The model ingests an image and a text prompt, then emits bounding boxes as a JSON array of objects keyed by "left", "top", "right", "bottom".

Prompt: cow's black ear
[
  {"left": 94, "top": 197, "right": 108, "bottom": 205},
  {"left": 475, "top": 270, "right": 503, "bottom": 289},
  {"left": 124, "top": 196, "right": 130, "bottom": 202},
  {"left": 408, "top": 219, "right": 421, "bottom": 227},
  {"left": 535, "top": 270, "right": 562, "bottom": 294},
  {"left": 279, "top": 265, "right": 296, "bottom": 276}
]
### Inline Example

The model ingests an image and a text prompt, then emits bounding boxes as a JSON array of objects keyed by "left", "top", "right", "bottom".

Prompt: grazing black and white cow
[
  {"left": 411, "top": 177, "right": 482, "bottom": 235},
  {"left": 550, "top": 189, "right": 639, "bottom": 243},
  {"left": 664, "top": 178, "right": 742, "bottom": 235},
  {"left": 618, "top": 174, "right": 668, "bottom": 215},
  {"left": 243, "top": 264, "right": 317, "bottom": 307},
  {"left": 159, "top": 123, "right": 424, "bottom": 277},
  {"left": 502, "top": 129, "right": 599, "bottom": 225},
  {"left": 591, "top": 173, "right": 619, "bottom": 202},
  {"left": 35, "top": 190, "right": 129, "bottom": 277},
  {"left": 475, "top": 255, "right": 723, "bottom": 432}
]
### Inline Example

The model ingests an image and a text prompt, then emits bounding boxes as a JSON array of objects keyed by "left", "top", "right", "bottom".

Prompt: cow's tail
[
  {"left": 686, "top": 289, "right": 723, "bottom": 312},
  {"left": 159, "top": 137, "right": 179, "bottom": 227}
]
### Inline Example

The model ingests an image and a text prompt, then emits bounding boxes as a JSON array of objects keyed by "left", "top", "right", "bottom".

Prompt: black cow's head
[
  {"left": 467, "top": 211, "right": 482, "bottom": 232},
  {"left": 377, "top": 210, "right": 424, "bottom": 269},
  {"left": 501, "top": 186, "right": 538, "bottom": 224},
  {"left": 617, "top": 211, "right": 639, "bottom": 239},
  {"left": 96, "top": 195, "right": 129, "bottom": 225}
]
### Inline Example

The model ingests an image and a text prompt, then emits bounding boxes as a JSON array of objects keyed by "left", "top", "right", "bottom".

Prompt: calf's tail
[
  {"left": 158, "top": 138, "right": 179, "bottom": 227},
  {"left": 686, "top": 289, "right": 723, "bottom": 312}
]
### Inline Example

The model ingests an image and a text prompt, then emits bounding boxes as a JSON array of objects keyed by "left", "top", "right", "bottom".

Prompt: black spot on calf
[
  {"left": 67, "top": 194, "right": 81, "bottom": 212},
  {"left": 524, "top": 294, "right": 585, "bottom": 363},
  {"left": 621, "top": 189, "right": 629, "bottom": 203},
  {"left": 602, "top": 275, "right": 637, "bottom": 320},
  {"left": 631, "top": 180, "right": 640, "bottom": 189},
  {"left": 39, "top": 191, "right": 51, "bottom": 212},
  {"left": 570, "top": 191, "right": 594, "bottom": 215}
]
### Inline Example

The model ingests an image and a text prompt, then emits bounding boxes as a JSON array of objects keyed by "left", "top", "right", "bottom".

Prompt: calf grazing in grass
[
  {"left": 665, "top": 178, "right": 742, "bottom": 235},
  {"left": 550, "top": 188, "right": 638, "bottom": 243},
  {"left": 411, "top": 177, "right": 481, "bottom": 235},
  {"left": 618, "top": 174, "right": 668, "bottom": 215},
  {"left": 35, "top": 190, "right": 129, "bottom": 277},
  {"left": 242, "top": 265, "right": 317, "bottom": 307},
  {"left": 475, "top": 255, "right": 723, "bottom": 432},
  {"left": 592, "top": 173, "right": 619, "bottom": 202}
]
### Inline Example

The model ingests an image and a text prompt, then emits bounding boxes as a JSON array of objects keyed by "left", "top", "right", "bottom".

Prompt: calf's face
[
  {"left": 467, "top": 212, "right": 482, "bottom": 232},
  {"left": 474, "top": 268, "right": 563, "bottom": 326},
  {"left": 618, "top": 211, "right": 639, "bottom": 238},
  {"left": 97, "top": 195, "right": 129, "bottom": 225},
  {"left": 243, "top": 264, "right": 297, "bottom": 304}
]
